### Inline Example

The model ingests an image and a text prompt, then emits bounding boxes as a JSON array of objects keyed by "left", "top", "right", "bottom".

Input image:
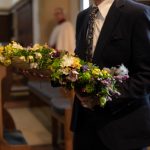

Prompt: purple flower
[
  {"left": 67, "top": 70, "right": 79, "bottom": 82},
  {"left": 114, "top": 75, "right": 129, "bottom": 83},
  {"left": 122, "top": 75, "right": 129, "bottom": 80},
  {"left": 101, "top": 79, "right": 111, "bottom": 86},
  {"left": 51, "top": 51, "right": 61, "bottom": 58},
  {"left": 81, "top": 65, "right": 89, "bottom": 72}
]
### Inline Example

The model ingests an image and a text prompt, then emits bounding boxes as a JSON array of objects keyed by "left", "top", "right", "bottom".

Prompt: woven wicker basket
[{"left": 12, "top": 56, "right": 30, "bottom": 70}]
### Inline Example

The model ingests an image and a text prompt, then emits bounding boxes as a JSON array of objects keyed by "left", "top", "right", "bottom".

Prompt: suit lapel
[
  {"left": 77, "top": 7, "right": 91, "bottom": 60},
  {"left": 93, "top": 0, "right": 125, "bottom": 63}
]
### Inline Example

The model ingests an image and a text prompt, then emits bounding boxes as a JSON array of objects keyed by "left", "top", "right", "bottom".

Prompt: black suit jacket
[{"left": 71, "top": 0, "right": 150, "bottom": 149}]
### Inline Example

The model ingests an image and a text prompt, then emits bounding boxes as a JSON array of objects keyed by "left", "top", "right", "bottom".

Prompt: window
[{"left": 80, "top": 0, "right": 90, "bottom": 10}]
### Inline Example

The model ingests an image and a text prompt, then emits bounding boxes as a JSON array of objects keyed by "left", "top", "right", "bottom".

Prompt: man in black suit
[{"left": 71, "top": 0, "right": 150, "bottom": 149}]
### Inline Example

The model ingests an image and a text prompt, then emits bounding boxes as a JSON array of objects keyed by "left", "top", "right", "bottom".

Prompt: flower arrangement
[{"left": 0, "top": 41, "right": 129, "bottom": 107}]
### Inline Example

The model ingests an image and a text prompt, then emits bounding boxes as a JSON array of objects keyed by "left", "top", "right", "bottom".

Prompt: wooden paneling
[
  {"left": 0, "top": 14, "right": 12, "bottom": 43},
  {"left": 17, "top": 0, "right": 33, "bottom": 46},
  {"left": 12, "top": 0, "right": 33, "bottom": 46},
  {"left": 0, "top": 66, "right": 6, "bottom": 140}
]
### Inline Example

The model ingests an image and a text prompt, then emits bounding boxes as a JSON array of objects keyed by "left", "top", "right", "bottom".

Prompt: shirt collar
[{"left": 93, "top": 0, "right": 114, "bottom": 19}]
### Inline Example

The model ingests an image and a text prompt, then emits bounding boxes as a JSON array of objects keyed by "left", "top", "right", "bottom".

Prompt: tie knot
[
  {"left": 91, "top": 6, "right": 99, "bottom": 15},
  {"left": 89, "top": 6, "right": 99, "bottom": 19}
]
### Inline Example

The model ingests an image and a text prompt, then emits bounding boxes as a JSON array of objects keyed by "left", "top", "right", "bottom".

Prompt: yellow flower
[
  {"left": 101, "top": 69, "right": 111, "bottom": 78},
  {"left": 4, "top": 59, "right": 11, "bottom": 66},
  {"left": 92, "top": 68, "right": 101, "bottom": 76},
  {"left": 5, "top": 44, "right": 14, "bottom": 54},
  {"left": 72, "top": 57, "right": 81, "bottom": 69},
  {"left": 101, "top": 70, "right": 109, "bottom": 75},
  {"left": 0, "top": 46, "right": 4, "bottom": 52}
]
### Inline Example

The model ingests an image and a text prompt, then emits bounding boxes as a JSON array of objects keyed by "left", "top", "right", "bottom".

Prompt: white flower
[
  {"left": 30, "top": 63, "right": 38, "bottom": 69},
  {"left": 116, "top": 64, "right": 129, "bottom": 76},
  {"left": 60, "top": 55, "right": 74, "bottom": 68},
  {"left": 28, "top": 55, "right": 34, "bottom": 60},
  {"left": 27, "top": 55, "right": 34, "bottom": 63},
  {"left": 19, "top": 56, "right": 26, "bottom": 62},
  {"left": 30, "top": 44, "right": 42, "bottom": 51},
  {"left": 72, "top": 70, "right": 79, "bottom": 75},
  {"left": 12, "top": 41, "right": 23, "bottom": 50},
  {"left": 35, "top": 52, "right": 42, "bottom": 59}
]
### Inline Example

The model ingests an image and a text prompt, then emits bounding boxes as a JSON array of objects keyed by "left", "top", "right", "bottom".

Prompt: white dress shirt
[{"left": 92, "top": 0, "right": 114, "bottom": 53}]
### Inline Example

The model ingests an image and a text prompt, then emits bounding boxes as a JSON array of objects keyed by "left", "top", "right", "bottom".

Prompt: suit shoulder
[
  {"left": 124, "top": 0, "right": 150, "bottom": 15},
  {"left": 77, "top": 7, "right": 90, "bottom": 21}
]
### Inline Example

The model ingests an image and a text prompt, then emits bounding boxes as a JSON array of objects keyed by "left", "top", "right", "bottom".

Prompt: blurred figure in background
[{"left": 49, "top": 8, "right": 75, "bottom": 54}]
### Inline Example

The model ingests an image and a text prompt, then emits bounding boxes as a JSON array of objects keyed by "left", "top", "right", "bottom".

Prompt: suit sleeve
[{"left": 118, "top": 8, "right": 150, "bottom": 100}]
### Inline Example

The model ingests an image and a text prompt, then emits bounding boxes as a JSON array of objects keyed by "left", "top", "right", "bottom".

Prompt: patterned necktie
[{"left": 86, "top": 6, "right": 99, "bottom": 62}]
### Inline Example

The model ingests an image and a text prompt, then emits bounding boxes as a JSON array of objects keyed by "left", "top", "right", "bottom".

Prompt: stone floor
[{"left": 7, "top": 107, "right": 52, "bottom": 146}]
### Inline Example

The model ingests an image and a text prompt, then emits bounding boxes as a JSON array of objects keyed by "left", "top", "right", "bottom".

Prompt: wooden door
[{"left": 16, "top": 0, "right": 33, "bottom": 46}]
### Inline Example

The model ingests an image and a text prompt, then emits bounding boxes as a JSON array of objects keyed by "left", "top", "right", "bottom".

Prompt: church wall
[{"left": 39, "top": 0, "right": 70, "bottom": 44}]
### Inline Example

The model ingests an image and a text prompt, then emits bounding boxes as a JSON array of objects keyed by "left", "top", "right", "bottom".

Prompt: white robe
[{"left": 49, "top": 21, "right": 75, "bottom": 54}]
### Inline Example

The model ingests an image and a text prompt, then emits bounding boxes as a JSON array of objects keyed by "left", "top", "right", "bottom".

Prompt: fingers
[
  {"left": 76, "top": 94, "right": 89, "bottom": 103},
  {"left": 75, "top": 91, "right": 95, "bottom": 109},
  {"left": 82, "top": 103, "right": 89, "bottom": 108},
  {"left": 76, "top": 93, "right": 89, "bottom": 107}
]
